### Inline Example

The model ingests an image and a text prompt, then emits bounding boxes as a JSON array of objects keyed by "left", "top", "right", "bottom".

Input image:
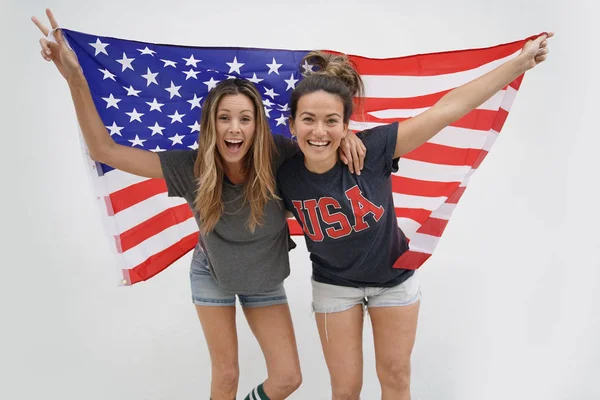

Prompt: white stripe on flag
[
  {"left": 397, "top": 217, "right": 422, "bottom": 240},
  {"left": 393, "top": 193, "right": 448, "bottom": 211},
  {"left": 500, "top": 85, "right": 519, "bottom": 111},
  {"left": 430, "top": 203, "right": 457, "bottom": 220},
  {"left": 112, "top": 194, "right": 189, "bottom": 233},
  {"left": 407, "top": 232, "right": 440, "bottom": 254},
  {"left": 122, "top": 218, "right": 198, "bottom": 268},
  {"left": 396, "top": 158, "right": 472, "bottom": 183},
  {"left": 102, "top": 169, "right": 153, "bottom": 196},
  {"left": 349, "top": 122, "right": 498, "bottom": 153},
  {"left": 361, "top": 51, "right": 520, "bottom": 98},
  {"left": 481, "top": 130, "right": 499, "bottom": 152}
]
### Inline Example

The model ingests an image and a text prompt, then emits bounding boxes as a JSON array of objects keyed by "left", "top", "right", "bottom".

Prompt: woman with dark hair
[{"left": 278, "top": 35, "right": 552, "bottom": 399}]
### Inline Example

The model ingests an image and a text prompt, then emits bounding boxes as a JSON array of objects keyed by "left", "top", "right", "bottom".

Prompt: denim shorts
[
  {"left": 189, "top": 247, "right": 288, "bottom": 308},
  {"left": 311, "top": 271, "right": 421, "bottom": 314}
]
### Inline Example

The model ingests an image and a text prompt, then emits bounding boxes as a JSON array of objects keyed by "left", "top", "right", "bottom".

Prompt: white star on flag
[
  {"left": 168, "top": 133, "right": 185, "bottom": 146},
  {"left": 168, "top": 110, "right": 185, "bottom": 123},
  {"left": 204, "top": 77, "right": 220, "bottom": 91},
  {"left": 187, "top": 94, "right": 203, "bottom": 110},
  {"left": 302, "top": 60, "right": 314, "bottom": 73},
  {"left": 284, "top": 73, "right": 299, "bottom": 90},
  {"left": 226, "top": 57, "right": 245, "bottom": 74},
  {"left": 247, "top": 73, "right": 264, "bottom": 84},
  {"left": 263, "top": 99, "right": 275, "bottom": 108},
  {"left": 264, "top": 87, "right": 279, "bottom": 99},
  {"left": 102, "top": 94, "right": 121, "bottom": 109},
  {"left": 275, "top": 114, "right": 287, "bottom": 126},
  {"left": 264, "top": 107, "right": 272, "bottom": 118},
  {"left": 161, "top": 59, "right": 177, "bottom": 68},
  {"left": 150, "top": 146, "right": 166, "bottom": 152},
  {"left": 188, "top": 141, "right": 199, "bottom": 150},
  {"left": 148, "top": 122, "right": 166, "bottom": 136},
  {"left": 129, "top": 135, "right": 146, "bottom": 147},
  {"left": 183, "top": 55, "right": 201, "bottom": 67},
  {"left": 116, "top": 53, "right": 135, "bottom": 72},
  {"left": 165, "top": 81, "right": 182, "bottom": 99},
  {"left": 141, "top": 68, "right": 159, "bottom": 86},
  {"left": 123, "top": 85, "right": 141, "bottom": 97},
  {"left": 183, "top": 69, "right": 200, "bottom": 80},
  {"left": 266, "top": 58, "right": 282, "bottom": 75},
  {"left": 146, "top": 98, "right": 165, "bottom": 112},
  {"left": 106, "top": 122, "right": 124, "bottom": 136},
  {"left": 188, "top": 121, "right": 200, "bottom": 133},
  {"left": 126, "top": 108, "right": 144, "bottom": 123},
  {"left": 89, "top": 38, "right": 109, "bottom": 56},
  {"left": 278, "top": 103, "right": 290, "bottom": 112},
  {"left": 138, "top": 47, "right": 156, "bottom": 56},
  {"left": 99, "top": 68, "right": 116, "bottom": 81}
]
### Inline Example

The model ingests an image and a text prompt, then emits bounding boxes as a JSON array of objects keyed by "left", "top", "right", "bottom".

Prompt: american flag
[{"left": 59, "top": 28, "right": 533, "bottom": 285}]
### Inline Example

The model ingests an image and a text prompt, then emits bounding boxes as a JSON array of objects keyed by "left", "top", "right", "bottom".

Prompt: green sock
[{"left": 243, "top": 383, "right": 270, "bottom": 400}]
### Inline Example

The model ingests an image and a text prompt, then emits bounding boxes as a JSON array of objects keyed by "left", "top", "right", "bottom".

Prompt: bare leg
[
  {"left": 243, "top": 304, "right": 302, "bottom": 399},
  {"left": 195, "top": 305, "right": 239, "bottom": 400},
  {"left": 369, "top": 301, "right": 420, "bottom": 400},
  {"left": 315, "top": 305, "right": 364, "bottom": 400}
]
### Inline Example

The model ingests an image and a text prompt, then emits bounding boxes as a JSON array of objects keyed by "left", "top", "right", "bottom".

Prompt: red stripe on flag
[
  {"left": 447, "top": 186, "right": 467, "bottom": 204},
  {"left": 509, "top": 74, "right": 525, "bottom": 90},
  {"left": 110, "top": 179, "right": 168, "bottom": 214},
  {"left": 403, "top": 142, "right": 485, "bottom": 167},
  {"left": 124, "top": 232, "right": 198, "bottom": 285},
  {"left": 418, "top": 218, "right": 449, "bottom": 237},
  {"left": 358, "top": 91, "right": 450, "bottom": 112},
  {"left": 343, "top": 39, "right": 526, "bottom": 76},
  {"left": 392, "top": 176, "right": 460, "bottom": 198},
  {"left": 118, "top": 204, "right": 194, "bottom": 253},
  {"left": 491, "top": 108, "right": 510, "bottom": 133},
  {"left": 392, "top": 250, "right": 431, "bottom": 269}
]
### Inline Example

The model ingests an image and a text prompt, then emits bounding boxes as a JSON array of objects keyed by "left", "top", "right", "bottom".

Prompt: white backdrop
[{"left": 2, "top": 0, "right": 599, "bottom": 399}]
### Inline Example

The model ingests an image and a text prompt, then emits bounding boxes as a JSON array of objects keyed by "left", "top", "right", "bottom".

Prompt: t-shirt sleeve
[
  {"left": 357, "top": 122, "right": 399, "bottom": 176},
  {"left": 272, "top": 135, "right": 300, "bottom": 170},
  {"left": 157, "top": 150, "right": 197, "bottom": 197}
]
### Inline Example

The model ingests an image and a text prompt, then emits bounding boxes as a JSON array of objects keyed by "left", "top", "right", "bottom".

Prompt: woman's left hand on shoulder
[{"left": 339, "top": 131, "right": 366, "bottom": 175}]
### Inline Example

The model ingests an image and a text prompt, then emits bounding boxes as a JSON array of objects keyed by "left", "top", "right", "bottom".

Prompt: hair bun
[{"left": 302, "top": 51, "right": 362, "bottom": 98}]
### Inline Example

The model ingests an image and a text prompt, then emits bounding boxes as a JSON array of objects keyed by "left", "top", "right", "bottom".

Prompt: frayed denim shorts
[
  {"left": 189, "top": 247, "right": 288, "bottom": 308},
  {"left": 311, "top": 271, "right": 421, "bottom": 314}
]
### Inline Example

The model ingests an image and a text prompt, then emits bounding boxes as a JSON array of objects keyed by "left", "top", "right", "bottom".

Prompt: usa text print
[{"left": 292, "top": 185, "right": 385, "bottom": 242}]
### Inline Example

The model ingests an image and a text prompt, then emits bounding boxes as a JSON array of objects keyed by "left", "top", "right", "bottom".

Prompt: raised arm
[
  {"left": 33, "top": 9, "right": 163, "bottom": 179},
  {"left": 394, "top": 33, "right": 553, "bottom": 158}
]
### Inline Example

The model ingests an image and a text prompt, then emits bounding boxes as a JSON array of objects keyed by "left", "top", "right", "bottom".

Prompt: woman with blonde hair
[{"left": 32, "top": 8, "right": 366, "bottom": 400}]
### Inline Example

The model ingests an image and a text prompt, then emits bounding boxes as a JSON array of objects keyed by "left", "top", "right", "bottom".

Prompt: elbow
[{"left": 88, "top": 143, "right": 113, "bottom": 164}]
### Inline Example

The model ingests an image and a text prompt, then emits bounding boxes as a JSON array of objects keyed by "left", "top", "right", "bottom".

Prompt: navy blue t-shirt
[{"left": 277, "top": 122, "right": 413, "bottom": 288}]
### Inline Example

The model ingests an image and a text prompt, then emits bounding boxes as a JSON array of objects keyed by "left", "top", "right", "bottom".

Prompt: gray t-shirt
[{"left": 158, "top": 135, "right": 298, "bottom": 295}]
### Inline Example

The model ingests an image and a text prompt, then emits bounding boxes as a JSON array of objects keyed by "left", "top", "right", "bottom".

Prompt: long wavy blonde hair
[{"left": 193, "top": 79, "right": 277, "bottom": 234}]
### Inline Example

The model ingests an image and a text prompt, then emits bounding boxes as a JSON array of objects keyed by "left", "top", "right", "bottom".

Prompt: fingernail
[{"left": 45, "top": 50, "right": 51, "bottom": 55}]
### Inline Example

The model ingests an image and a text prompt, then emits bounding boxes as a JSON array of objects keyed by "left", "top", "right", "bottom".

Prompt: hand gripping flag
[{"left": 58, "top": 29, "right": 535, "bottom": 285}]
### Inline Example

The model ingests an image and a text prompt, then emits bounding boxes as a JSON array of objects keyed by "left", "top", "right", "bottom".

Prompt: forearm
[
  {"left": 435, "top": 55, "right": 528, "bottom": 122},
  {"left": 67, "top": 72, "right": 115, "bottom": 161}
]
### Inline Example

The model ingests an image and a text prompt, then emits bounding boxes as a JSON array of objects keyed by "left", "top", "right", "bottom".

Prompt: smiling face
[
  {"left": 214, "top": 93, "right": 256, "bottom": 168},
  {"left": 290, "top": 90, "right": 348, "bottom": 173}
]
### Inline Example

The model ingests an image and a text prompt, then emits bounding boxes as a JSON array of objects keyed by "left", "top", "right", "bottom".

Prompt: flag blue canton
[{"left": 63, "top": 29, "right": 310, "bottom": 174}]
